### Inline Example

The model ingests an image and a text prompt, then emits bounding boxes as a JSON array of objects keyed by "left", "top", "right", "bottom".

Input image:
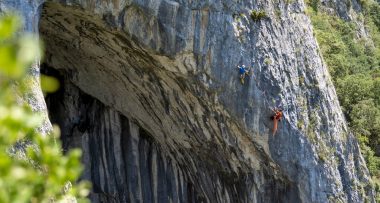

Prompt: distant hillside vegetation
[{"left": 307, "top": 0, "right": 380, "bottom": 200}]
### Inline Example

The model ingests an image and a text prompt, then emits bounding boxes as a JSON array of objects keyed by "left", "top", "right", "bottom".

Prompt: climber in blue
[{"left": 236, "top": 65, "right": 251, "bottom": 84}]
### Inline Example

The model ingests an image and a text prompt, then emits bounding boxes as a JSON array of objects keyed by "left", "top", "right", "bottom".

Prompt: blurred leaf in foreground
[{"left": 0, "top": 13, "right": 90, "bottom": 202}]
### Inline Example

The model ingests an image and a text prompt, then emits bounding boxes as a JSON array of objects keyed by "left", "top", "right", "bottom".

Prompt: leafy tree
[
  {"left": 373, "top": 78, "right": 380, "bottom": 106},
  {"left": 0, "top": 14, "right": 90, "bottom": 202},
  {"left": 336, "top": 74, "right": 374, "bottom": 114},
  {"left": 350, "top": 100, "right": 380, "bottom": 153}
]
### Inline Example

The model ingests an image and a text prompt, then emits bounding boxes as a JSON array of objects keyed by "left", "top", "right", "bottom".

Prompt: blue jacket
[{"left": 238, "top": 66, "right": 246, "bottom": 74}]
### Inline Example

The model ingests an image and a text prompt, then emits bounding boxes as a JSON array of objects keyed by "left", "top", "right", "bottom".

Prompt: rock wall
[
  {"left": 1, "top": 0, "right": 376, "bottom": 202},
  {"left": 44, "top": 67, "right": 300, "bottom": 202},
  {"left": 320, "top": 0, "right": 371, "bottom": 39}
]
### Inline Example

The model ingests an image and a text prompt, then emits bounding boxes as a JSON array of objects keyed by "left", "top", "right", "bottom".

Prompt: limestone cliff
[{"left": 1, "top": 0, "right": 375, "bottom": 202}]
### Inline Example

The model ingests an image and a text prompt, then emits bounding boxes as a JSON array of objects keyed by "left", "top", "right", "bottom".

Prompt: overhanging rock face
[
  {"left": 45, "top": 73, "right": 298, "bottom": 202},
  {"left": 40, "top": 3, "right": 297, "bottom": 201},
  {"left": 4, "top": 0, "right": 376, "bottom": 202}
]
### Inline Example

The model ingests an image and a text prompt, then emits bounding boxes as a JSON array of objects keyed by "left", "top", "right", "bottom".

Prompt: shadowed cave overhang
[{"left": 39, "top": 1, "right": 298, "bottom": 202}]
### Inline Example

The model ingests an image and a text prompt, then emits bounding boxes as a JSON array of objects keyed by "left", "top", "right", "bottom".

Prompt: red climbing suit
[{"left": 272, "top": 110, "right": 283, "bottom": 136}]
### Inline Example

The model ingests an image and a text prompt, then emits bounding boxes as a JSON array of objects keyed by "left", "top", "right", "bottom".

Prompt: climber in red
[{"left": 271, "top": 107, "right": 283, "bottom": 136}]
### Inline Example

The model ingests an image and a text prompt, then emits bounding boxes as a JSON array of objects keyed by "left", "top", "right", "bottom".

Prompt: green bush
[
  {"left": 350, "top": 100, "right": 380, "bottom": 151},
  {"left": 0, "top": 14, "right": 90, "bottom": 202},
  {"left": 336, "top": 75, "right": 374, "bottom": 113},
  {"left": 361, "top": 0, "right": 380, "bottom": 31},
  {"left": 305, "top": 0, "right": 320, "bottom": 12},
  {"left": 250, "top": 10, "right": 267, "bottom": 22}
]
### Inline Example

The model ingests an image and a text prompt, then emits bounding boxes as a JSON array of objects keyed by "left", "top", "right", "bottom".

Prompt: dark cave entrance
[{"left": 41, "top": 63, "right": 207, "bottom": 202}]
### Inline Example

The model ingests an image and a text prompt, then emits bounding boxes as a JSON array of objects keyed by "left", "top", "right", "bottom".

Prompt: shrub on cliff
[{"left": 250, "top": 10, "right": 267, "bottom": 21}]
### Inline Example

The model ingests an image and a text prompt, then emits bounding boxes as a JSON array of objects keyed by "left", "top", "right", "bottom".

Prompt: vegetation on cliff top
[{"left": 307, "top": 0, "right": 380, "bottom": 200}]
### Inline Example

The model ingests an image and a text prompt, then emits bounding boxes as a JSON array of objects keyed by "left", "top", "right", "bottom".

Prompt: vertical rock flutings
[{"left": 1, "top": 0, "right": 375, "bottom": 202}]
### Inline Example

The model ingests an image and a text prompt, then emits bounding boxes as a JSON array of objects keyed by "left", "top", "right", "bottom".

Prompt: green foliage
[
  {"left": 297, "top": 120, "right": 304, "bottom": 129},
  {"left": 275, "top": 9, "right": 282, "bottom": 20},
  {"left": 264, "top": 57, "right": 272, "bottom": 65},
  {"left": 351, "top": 100, "right": 380, "bottom": 134},
  {"left": 286, "top": 0, "right": 295, "bottom": 5},
  {"left": 318, "top": 151, "right": 327, "bottom": 162},
  {"left": 0, "top": 14, "right": 90, "bottom": 202},
  {"left": 0, "top": 15, "right": 39, "bottom": 78},
  {"left": 308, "top": 0, "right": 380, "bottom": 198},
  {"left": 374, "top": 177, "right": 380, "bottom": 202},
  {"left": 350, "top": 100, "right": 380, "bottom": 153},
  {"left": 336, "top": 75, "right": 374, "bottom": 113},
  {"left": 311, "top": 13, "right": 380, "bottom": 79},
  {"left": 360, "top": 0, "right": 380, "bottom": 31},
  {"left": 373, "top": 78, "right": 380, "bottom": 106},
  {"left": 250, "top": 10, "right": 267, "bottom": 22},
  {"left": 362, "top": 144, "right": 380, "bottom": 177},
  {"left": 305, "top": 0, "right": 320, "bottom": 12}
]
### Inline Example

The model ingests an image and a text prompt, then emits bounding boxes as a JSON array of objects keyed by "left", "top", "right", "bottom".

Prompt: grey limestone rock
[{"left": 1, "top": 0, "right": 376, "bottom": 202}]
